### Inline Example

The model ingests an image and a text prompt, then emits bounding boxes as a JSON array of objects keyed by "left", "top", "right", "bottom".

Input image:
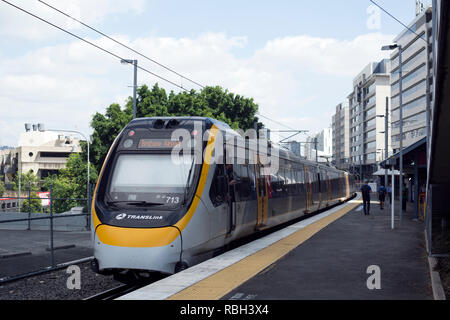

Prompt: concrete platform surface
[
  {"left": 0, "top": 230, "right": 92, "bottom": 279},
  {"left": 223, "top": 195, "right": 432, "bottom": 300}
]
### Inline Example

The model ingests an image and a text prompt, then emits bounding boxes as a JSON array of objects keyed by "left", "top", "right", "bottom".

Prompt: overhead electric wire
[
  {"left": 3, "top": 0, "right": 298, "bottom": 133},
  {"left": 1, "top": 0, "right": 188, "bottom": 91},
  {"left": 369, "top": 0, "right": 428, "bottom": 44},
  {"left": 256, "top": 113, "right": 298, "bottom": 131},
  {"left": 38, "top": 0, "right": 299, "bottom": 133},
  {"left": 37, "top": 0, "right": 205, "bottom": 89}
]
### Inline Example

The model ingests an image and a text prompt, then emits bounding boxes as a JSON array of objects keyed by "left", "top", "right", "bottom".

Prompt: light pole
[
  {"left": 36, "top": 125, "right": 91, "bottom": 213},
  {"left": 377, "top": 96, "right": 389, "bottom": 188},
  {"left": 382, "top": 43, "right": 403, "bottom": 227},
  {"left": 121, "top": 59, "right": 138, "bottom": 119}
]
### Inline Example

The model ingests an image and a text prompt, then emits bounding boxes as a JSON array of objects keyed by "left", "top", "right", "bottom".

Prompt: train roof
[
  {"left": 125, "top": 117, "right": 345, "bottom": 174},
  {"left": 127, "top": 116, "right": 232, "bottom": 131}
]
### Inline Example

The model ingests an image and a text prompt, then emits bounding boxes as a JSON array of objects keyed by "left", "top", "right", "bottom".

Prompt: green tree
[
  {"left": 21, "top": 192, "right": 43, "bottom": 213},
  {"left": 90, "top": 103, "right": 132, "bottom": 172},
  {"left": 43, "top": 175, "right": 77, "bottom": 214},
  {"left": 0, "top": 176, "right": 5, "bottom": 197},
  {"left": 43, "top": 153, "right": 98, "bottom": 213},
  {"left": 11, "top": 171, "right": 40, "bottom": 192},
  {"left": 89, "top": 83, "right": 262, "bottom": 172}
]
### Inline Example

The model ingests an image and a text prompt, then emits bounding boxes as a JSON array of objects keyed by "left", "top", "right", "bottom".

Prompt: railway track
[{"left": 84, "top": 282, "right": 149, "bottom": 300}]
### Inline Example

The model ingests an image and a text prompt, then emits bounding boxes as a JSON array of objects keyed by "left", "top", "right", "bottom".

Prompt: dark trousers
[{"left": 363, "top": 198, "right": 371, "bottom": 215}]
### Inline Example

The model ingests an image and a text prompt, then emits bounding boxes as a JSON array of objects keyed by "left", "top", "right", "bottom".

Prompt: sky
[{"left": 0, "top": 0, "right": 431, "bottom": 147}]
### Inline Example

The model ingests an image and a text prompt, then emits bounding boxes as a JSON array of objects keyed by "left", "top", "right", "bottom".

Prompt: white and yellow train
[{"left": 91, "top": 117, "right": 356, "bottom": 280}]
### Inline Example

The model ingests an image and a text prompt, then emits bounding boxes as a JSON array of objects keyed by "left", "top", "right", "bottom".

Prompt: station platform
[
  {"left": 120, "top": 193, "right": 433, "bottom": 300},
  {"left": 0, "top": 230, "right": 92, "bottom": 279}
]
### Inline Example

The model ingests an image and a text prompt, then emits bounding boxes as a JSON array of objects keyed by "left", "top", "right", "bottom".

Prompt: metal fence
[{"left": 0, "top": 185, "right": 94, "bottom": 283}]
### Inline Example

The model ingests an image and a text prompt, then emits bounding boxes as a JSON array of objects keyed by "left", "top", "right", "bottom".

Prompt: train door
[
  {"left": 345, "top": 173, "right": 350, "bottom": 198},
  {"left": 316, "top": 170, "right": 322, "bottom": 211},
  {"left": 255, "top": 162, "right": 269, "bottom": 230},
  {"left": 325, "top": 170, "right": 331, "bottom": 206},
  {"left": 304, "top": 166, "right": 312, "bottom": 213},
  {"left": 224, "top": 163, "right": 237, "bottom": 236}
]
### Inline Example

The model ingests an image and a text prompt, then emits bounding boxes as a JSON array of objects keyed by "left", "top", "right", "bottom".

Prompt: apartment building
[
  {"left": 332, "top": 102, "right": 350, "bottom": 170},
  {"left": 348, "top": 59, "right": 391, "bottom": 180},
  {"left": 389, "top": 6, "right": 433, "bottom": 153},
  {"left": 305, "top": 128, "right": 332, "bottom": 163}
]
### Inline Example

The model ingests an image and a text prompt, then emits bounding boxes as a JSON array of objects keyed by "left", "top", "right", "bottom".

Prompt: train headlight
[{"left": 123, "top": 139, "right": 133, "bottom": 148}]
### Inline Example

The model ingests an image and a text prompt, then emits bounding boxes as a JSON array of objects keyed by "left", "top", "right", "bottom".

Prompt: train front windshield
[{"left": 107, "top": 154, "right": 196, "bottom": 207}]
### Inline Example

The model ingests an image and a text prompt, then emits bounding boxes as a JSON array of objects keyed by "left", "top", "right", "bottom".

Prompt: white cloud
[
  {"left": 0, "top": 0, "right": 146, "bottom": 40},
  {"left": 0, "top": 31, "right": 396, "bottom": 146}
]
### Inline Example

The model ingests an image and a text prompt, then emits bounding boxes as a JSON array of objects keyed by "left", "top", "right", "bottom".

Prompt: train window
[
  {"left": 287, "top": 170, "right": 295, "bottom": 195},
  {"left": 209, "top": 165, "right": 227, "bottom": 207},
  {"left": 285, "top": 169, "right": 292, "bottom": 185},
  {"left": 7, "top": 203, "right": 10, "bottom": 208},
  {"left": 1, "top": 203, "right": 4, "bottom": 209},
  {"left": 233, "top": 165, "right": 241, "bottom": 182},
  {"left": 248, "top": 165, "right": 256, "bottom": 191},
  {"left": 298, "top": 169, "right": 304, "bottom": 184},
  {"left": 271, "top": 173, "right": 282, "bottom": 197},
  {"left": 236, "top": 165, "right": 252, "bottom": 201},
  {"left": 108, "top": 154, "right": 197, "bottom": 206},
  {"left": 279, "top": 169, "right": 287, "bottom": 196}
]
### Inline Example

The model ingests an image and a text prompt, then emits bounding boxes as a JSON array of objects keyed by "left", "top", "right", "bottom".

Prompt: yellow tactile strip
[{"left": 167, "top": 199, "right": 362, "bottom": 300}]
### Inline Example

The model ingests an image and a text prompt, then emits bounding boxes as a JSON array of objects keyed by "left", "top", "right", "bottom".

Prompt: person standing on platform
[
  {"left": 377, "top": 184, "right": 386, "bottom": 210},
  {"left": 387, "top": 183, "right": 392, "bottom": 205},
  {"left": 360, "top": 181, "right": 372, "bottom": 215}
]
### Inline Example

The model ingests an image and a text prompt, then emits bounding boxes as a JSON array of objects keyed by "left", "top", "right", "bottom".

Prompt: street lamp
[
  {"left": 382, "top": 43, "right": 403, "bottom": 227},
  {"left": 37, "top": 126, "right": 91, "bottom": 213},
  {"left": 376, "top": 96, "right": 389, "bottom": 188},
  {"left": 121, "top": 59, "right": 138, "bottom": 119}
]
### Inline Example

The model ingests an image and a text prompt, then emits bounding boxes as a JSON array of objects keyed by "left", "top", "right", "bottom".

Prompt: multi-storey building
[
  {"left": 285, "top": 141, "right": 301, "bottom": 157},
  {"left": 389, "top": 6, "right": 433, "bottom": 153},
  {"left": 0, "top": 128, "right": 81, "bottom": 185},
  {"left": 348, "top": 59, "right": 391, "bottom": 180},
  {"left": 305, "top": 128, "right": 333, "bottom": 163},
  {"left": 332, "top": 102, "right": 350, "bottom": 170}
]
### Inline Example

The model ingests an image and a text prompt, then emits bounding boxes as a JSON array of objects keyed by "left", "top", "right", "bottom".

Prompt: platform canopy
[
  {"left": 379, "top": 137, "right": 427, "bottom": 170},
  {"left": 372, "top": 169, "right": 400, "bottom": 176}
]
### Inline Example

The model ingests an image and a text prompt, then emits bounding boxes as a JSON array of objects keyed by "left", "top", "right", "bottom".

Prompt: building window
[
  {"left": 364, "top": 129, "right": 376, "bottom": 139},
  {"left": 365, "top": 118, "right": 376, "bottom": 129},
  {"left": 391, "top": 64, "right": 426, "bottom": 92},
  {"left": 365, "top": 141, "right": 376, "bottom": 150},
  {"left": 365, "top": 153, "right": 376, "bottom": 161},
  {"left": 391, "top": 95, "right": 427, "bottom": 119},
  {"left": 39, "top": 152, "right": 72, "bottom": 158}
]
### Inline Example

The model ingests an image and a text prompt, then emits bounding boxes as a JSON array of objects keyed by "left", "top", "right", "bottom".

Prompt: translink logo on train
[{"left": 115, "top": 213, "right": 163, "bottom": 220}]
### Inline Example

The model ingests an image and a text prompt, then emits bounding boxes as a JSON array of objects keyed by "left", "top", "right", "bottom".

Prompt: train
[
  {"left": 0, "top": 198, "right": 19, "bottom": 212},
  {"left": 91, "top": 117, "right": 356, "bottom": 280}
]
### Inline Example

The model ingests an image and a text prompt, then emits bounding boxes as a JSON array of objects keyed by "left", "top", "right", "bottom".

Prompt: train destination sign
[{"left": 138, "top": 138, "right": 181, "bottom": 149}]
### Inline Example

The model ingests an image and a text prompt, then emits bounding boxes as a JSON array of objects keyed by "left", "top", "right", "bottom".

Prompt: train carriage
[{"left": 91, "top": 117, "right": 356, "bottom": 279}]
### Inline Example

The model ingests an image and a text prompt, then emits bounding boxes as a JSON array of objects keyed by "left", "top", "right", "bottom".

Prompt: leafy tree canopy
[
  {"left": 21, "top": 192, "right": 42, "bottom": 213},
  {"left": 11, "top": 170, "right": 40, "bottom": 192},
  {"left": 44, "top": 153, "right": 98, "bottom": 213},
  {"left": 89, "top": 84, "right": 262, "bottom": 171},
  {"left": 0, "top": 176, "right": 5, "bottom": 197}
]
